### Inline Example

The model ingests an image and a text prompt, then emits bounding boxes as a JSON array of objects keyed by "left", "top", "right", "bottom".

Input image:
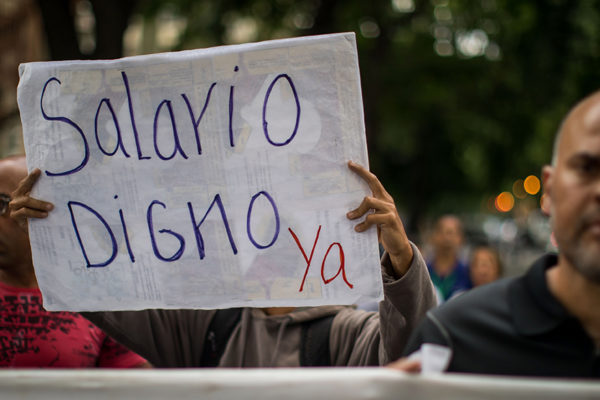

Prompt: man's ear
[{"left": 541, "top": 165, "right": 553, "bottom": 216}]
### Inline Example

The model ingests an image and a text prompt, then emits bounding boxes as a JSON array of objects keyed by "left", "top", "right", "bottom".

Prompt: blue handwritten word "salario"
[{"left": 39, "top": 68, "right": 301, "bottom": 176}]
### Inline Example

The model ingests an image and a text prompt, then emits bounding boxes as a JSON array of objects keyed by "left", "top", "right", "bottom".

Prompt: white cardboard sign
[{"left": 17, "top": 32, "right": 382, "bottom": 311}]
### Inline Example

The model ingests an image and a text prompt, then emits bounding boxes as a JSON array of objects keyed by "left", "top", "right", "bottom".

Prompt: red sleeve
[{"left": 97, "top": 334, "right": 149, "bottom": 368}]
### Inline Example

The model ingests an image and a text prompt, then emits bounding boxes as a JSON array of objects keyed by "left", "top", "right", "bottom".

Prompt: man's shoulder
[
  {"left": 403, "top": 276, "right": 519, "bottom": 366},
  {"left": 430, "top": 276, "right": 515, "bottom": 325}
]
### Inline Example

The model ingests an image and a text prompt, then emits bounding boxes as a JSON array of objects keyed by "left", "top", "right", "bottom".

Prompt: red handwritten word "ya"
[{"left": 288, "top": 225, "right": 353, "bottom": 292}]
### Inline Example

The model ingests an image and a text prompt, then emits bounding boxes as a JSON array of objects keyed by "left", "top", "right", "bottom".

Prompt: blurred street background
[{"left": 2, "top": 0, "right": 599, "bottom": 276}]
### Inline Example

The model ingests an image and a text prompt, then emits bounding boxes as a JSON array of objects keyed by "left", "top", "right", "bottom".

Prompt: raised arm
[
  {"left": 329, "top": 162, "right": 436, "bottom": 366},
  {"left": 346, "top": 161, "right": 413, "bottom": 278}
]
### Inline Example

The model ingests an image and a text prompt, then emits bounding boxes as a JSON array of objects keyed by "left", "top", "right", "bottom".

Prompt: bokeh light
[
  {"left": 512, "top": 179, "right": 526, "bottom": 199},
  {"left": 359, "top": 18, "right": 380, "bottom": 38},
  {"left": 456, "top": 29, "right": 488, "bottom": 57},
  {"left": 524, "top": 175, "right": 540, "bottom": 195},
  {"left": 495, "top": 191, "right": 514, "bottom": 212},
  {"left": 391, "top": 0, "right": 415, "bottom": 13},
  {"left": 434, "top": 40, "right": 454, "bottom": 56}
]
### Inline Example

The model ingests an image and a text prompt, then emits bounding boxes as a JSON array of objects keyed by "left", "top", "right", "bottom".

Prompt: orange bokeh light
[
  {"left": 495, "top": 191, "right": 514, "bottom": 212},
  {"left": 524, "top": 175, "right": 540, "bottom": 195}
]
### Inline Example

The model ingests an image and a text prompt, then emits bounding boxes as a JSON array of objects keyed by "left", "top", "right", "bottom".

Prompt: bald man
[
  {"left": 0, "top": 155, "right": 149, "bottom": 367},
  {"left": 391, "top": 92, "right": 600, "bottom": 377}
]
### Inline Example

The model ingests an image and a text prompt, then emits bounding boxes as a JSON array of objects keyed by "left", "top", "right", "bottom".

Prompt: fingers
[
  {"left": 10, "top": 168, "right": 53, "bottom": 214},
  {"left": 9, "top": 196, "right": 53, "bottom": 217},
  {"left": 13, "top": 168, "right": 41, "bottom": 197},
  {"left": 354, "top": 212, "right": 396, "bottom": 232},
  {"left": 10, "top": 207, "right": 49, "bottom": 223},
  {"left": 8, "top": 168, "right": 53, "bottom": 231},
  {"left": 347, "top": 196, "right": 391, "bottom": 221},
  {"left": 386, "top": 357, "right": 421, "bottom": 373},
  {"left": 346, "top": 163, "right": 398, "bottom": 234},
  {"left": 347, "top": 195, "right": 398, "bottom": 233},
  {"left": 347, "top": 161, "right": 389, "bottom": 199},
  {"left": 353, "top": 213, "right": 397, "bottom": 233},
  {"left": 346, "top": 161, "right": 413, "bottom": 277}
]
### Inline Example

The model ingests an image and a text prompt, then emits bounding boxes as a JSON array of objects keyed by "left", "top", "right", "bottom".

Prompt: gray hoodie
[{"left": 84, "top": 243, "right": 435, "bottom": 367}]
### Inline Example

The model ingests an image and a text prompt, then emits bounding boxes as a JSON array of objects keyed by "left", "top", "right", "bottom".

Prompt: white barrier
[{"left": 0, "top": 368, "right": 598, "bottom": 400}]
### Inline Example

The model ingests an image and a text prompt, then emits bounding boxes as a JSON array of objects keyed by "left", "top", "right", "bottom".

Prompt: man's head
[
  {"left": 543, "top": 91, "right": 600, "bottom": 283},
  {"left": 0, "top": 155, "right": 31, "bottom": 271},
  {"left": 431, "top": 215, "right": 464, "bottom": 256}
]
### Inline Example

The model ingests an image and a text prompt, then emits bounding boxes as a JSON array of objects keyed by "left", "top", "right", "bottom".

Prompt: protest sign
[{"left": 17, "top": 32, "right": 381, "bottom": 311}]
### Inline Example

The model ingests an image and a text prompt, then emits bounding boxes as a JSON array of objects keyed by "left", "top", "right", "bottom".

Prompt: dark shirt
[{"left": 404, "top": 254, "right": 600, "bottom": 377}]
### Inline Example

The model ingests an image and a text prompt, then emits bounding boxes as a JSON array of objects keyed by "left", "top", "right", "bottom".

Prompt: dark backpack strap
[
  {"left": 200, "top": 308, "right": 243, "bottom": 367},
  {"left": 300, "top": 315, "right": 335, "bottom": 366}
]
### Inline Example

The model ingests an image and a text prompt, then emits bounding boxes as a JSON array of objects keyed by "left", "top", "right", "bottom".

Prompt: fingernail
[{"left": 45, "top": 204, "right": 54, "bottom": 210}]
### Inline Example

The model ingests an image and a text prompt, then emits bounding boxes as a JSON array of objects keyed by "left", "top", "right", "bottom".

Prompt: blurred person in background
[
  {"left": 426, "top": 215, "right": 472, "bottom": 303},
  {"left": 445, "top": 244, "right": 503, "bottom": 301},
  {"left": 469, "top": 245, "right": 503, "bottom": 287},
  {"left": 0, "top": 155, "right": 150, "bottom": 368}
]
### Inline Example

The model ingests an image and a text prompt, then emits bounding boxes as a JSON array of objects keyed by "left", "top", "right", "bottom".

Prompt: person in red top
[{"left": 0, "top": 155, "right": 149, "bottom": 368}]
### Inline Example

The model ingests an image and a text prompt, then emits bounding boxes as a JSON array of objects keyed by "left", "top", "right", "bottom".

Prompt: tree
[
  {"left": 36, "top": 0, "right": 137, "bottom": 60},
  {"left": 34, "top": 0, "right": 600, "bottom": 232}
]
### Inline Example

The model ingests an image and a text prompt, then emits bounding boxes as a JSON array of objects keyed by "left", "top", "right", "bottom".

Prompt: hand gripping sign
[{"left": 17, "top": 33, "right": 382, "bottom": 311}]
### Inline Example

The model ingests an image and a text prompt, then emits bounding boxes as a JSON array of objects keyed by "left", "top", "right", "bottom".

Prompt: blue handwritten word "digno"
[
  {"left": 39, "top": 69, "right": 301, "bottom": 176},
  {"left": 68, "top": 191, "right": 280, "bottom": 268}
]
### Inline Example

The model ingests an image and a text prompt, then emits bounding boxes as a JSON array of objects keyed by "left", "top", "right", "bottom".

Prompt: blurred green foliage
[{"left": 58, "top": 0, "right": 600, "bottom": 230}]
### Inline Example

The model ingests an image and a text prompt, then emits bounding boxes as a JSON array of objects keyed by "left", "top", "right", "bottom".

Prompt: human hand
[
  {"left": 386, "top": 357, "right": 421, "bottom": 373},
  {"left": 346, "top": 161, "right": 413, "bottom": 277},
  {"left": 9, "top": 168, "right": 54, "bottom": 232}
]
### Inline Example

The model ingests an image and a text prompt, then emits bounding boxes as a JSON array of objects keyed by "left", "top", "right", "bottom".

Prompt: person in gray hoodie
[{"left": 10, "top": 161, "right": 436, "bottom": 368}]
